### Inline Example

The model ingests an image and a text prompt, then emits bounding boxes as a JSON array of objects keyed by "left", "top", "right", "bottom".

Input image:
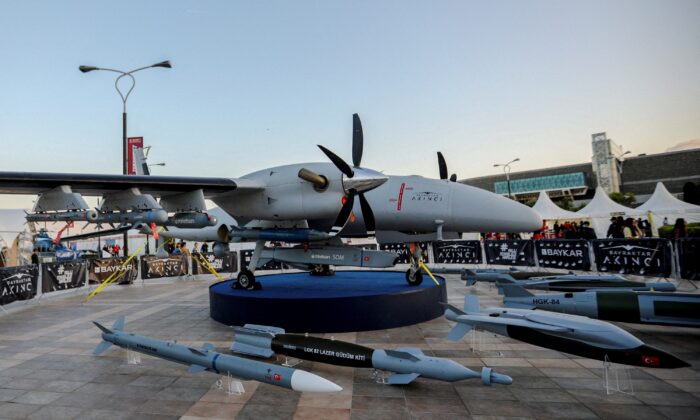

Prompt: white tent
[
  {"left": 531, "top": 191, "right": 583, "bottom": 221},
  {"left": 632, "top": 182, "right": 700, "bottom": 231},
  {"left": 0, "top": 209, "right": 33, "bottom": 266},
  {"left": 576, "top": 186, "right": 634, "bottom": 237}
]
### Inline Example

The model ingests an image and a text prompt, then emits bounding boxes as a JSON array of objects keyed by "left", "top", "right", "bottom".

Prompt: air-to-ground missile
[
  {"left": 231, "top": 324, "right": 512, "bottom": 385},
  {"left": 501, "top": 284, "right": 700, "bottom": 328},
  {"left": 92, "top": 209, "right": 169, "bottom": 225},
  {"left": 164, "top": 212, "right": 218, "bottom": 228},
  {"left": 92, "top": 316, "right": 342, "bottom": 393},
  {"left": 25, "top": 210, "right": 99, "bottom": 223},
  {"left": 444, "top": 295, "right": 689, "bottom": 368},
  {"left": 472, "top": 272, "right": 676, "bottom": 292}
]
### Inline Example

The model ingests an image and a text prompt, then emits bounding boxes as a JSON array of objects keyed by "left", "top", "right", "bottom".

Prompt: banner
[
  {"left": 678, "top": 238, "right": 700, "bottom": 280},
  {"left": 240, "top": 249, "right": 285, "bottom": 270},
  {"left": 534, "top": 240, "right": 591, "bottom": 271},
  {"left": 378, "top": 242, "right": 430, "bottom": 264},
  {"left": 89, "top": 257, "right": 139, "bottom": 284},
  {"left": 432, "top": 240, "right": 482, "bottom": 264},
  {"left": 592, "top": 239, "right": 672, "bottom": 277},
  {"left": 1, "top": 265, "right": 38, "bottom": 305},
  {"left": 141, "top": 255, "right": 189, "bottom": 279},
  {"left": 127, "top": 136, "right": 144, "bottom": 175},
  {"left": 41, "top": 261, "right": 86, "bottom": 293},
  {"left": 192, "top": 252, "right": 238, "bottom": 274},
  {"left": 484, "top": 240, "right": 534, "bottom": 266}
]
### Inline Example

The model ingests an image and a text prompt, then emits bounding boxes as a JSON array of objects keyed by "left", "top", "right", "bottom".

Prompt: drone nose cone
[
  {"left": 343, "top": 167, "right": 388, "bottom": 193},
  {"left": 452, "top": 184, "right": 542, "bottom": 233}
]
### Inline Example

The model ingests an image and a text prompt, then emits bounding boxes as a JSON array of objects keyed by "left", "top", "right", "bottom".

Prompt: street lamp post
[
  {"left": 494, "top": 158, "right": 520, "bottom": 199},
  {"left": 79, "top": 60, "right": 171, "bottom": 255}
]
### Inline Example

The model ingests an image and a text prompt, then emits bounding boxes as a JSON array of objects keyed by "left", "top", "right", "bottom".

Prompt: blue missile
[
  {"left": 231, "top": 324, "right": 513, "bottom": 386},
  {"left": 92, "top": 316, "right": 342, "bottom": 393}
]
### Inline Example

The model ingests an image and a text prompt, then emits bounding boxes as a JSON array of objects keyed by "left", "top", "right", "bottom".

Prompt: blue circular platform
[{"left": 209, "top": 271, "right": 447, "bottom": 333}]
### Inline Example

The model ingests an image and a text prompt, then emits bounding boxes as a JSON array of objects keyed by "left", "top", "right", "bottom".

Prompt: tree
[{"left": 609, "top": 192, "right": 636, "bottom": 207}]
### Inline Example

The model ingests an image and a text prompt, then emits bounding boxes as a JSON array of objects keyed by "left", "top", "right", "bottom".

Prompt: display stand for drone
[
  {"left": 371, "top": 369, "right": 389, "bottom": 384},
  {"left": 215, "top": 372, "right": 245, "bottom": 396},
  {"left": 602, "top": 355, "right": 634, "bottom": 395},
  {"left": 469, "top": 328, "right": 503, "bottom": 357},
  {"left": 281, "top": 356, "right": 302, "bottom": 367},
  {"left": 126, "top": 347, "right": 142, "bottom": 365}
]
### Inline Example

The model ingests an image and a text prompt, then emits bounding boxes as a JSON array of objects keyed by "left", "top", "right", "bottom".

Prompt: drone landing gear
[
  {"left": 310, "top": 264, "right": 334, "bottom": 276},
  {"left": 405, "top": 242, "right": 424, "bottom": 286},
  {"left": 231, "top": 240, "right": 264, "bottom": 291}
]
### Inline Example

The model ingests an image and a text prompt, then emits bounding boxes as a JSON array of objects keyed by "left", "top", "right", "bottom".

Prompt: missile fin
[
  {"left": 92, "top": 321, "right": 112, "bottom": 334},
  {"left": 446, "top": 323, "right": 472, "bottom": 342},
  {"left": 385, "top": 349, "right": 421, "bottom": 362},
  {"left": 387, "top": 372, "right": 421, "bottom": 385},
  {"left": 188, "top": 364, "right": 207, "bottom": 373},
  {"left": 112, "top": 315, "right": 125, "bottom": 332},
  {"left": 93, "top": 340, "right": 112, "bottom": 356},
  {"left": 395, "top": 347, "right": 425, "bottom": 357},
  {"left": 231, "top": 342, "right": 275, "bottom": 358},
  {"left": 465, "top": 295, "right": 480, "bottom": 313},
  {"left": 501, "top": 284, "right": 534, "bottom": 298},
  {"left": 188, "top": 347, "right": 207, "bottom": 357}
]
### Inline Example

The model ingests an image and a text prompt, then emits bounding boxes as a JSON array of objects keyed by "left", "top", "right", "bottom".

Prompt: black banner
[
  {"left": 432, "top": 240, "right": 482, "bottom": 264},
  {"left": 1, "top": 265, "right": 38, "bottom": 305},
  {"left": 240, "top": 249, "right": 285, "bottom": 270},
  {"left": 535, "top": 240, "right": 591, "bottom": 271},
  {"left": 678, "top": 238, "right": 700, "bottom": 280},
  {"left": 141, "top": 255, "right": 189, "bottom": 279},
  {"left": 592, "top": 239, "right": 672, "bottom": 277},
  {"left": 378, "top": 242, "right": 430, "bottom": 264},
  {"left": 484, "top": 240, "right": 534, "bottom": 266},
  {"left": 42, "top": 262, "right": 86, "bottom": 293},
  {"left": 192, "top": 252, "right": 238, "bottom": 274},
  {"left": 89, "top": 257, "right": 139, "bottom": 284}
]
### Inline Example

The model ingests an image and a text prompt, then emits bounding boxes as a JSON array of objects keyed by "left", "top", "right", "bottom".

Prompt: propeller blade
[
  {"left": 352, "top": 113, "right": 363, "bottom": 167},
  {"left": 358, "top": 193, "right": 376, "bottom": 234},
  {"left": 450, "top": 174, "right": 457, "bottom": 182},
  {"left": 437, "top": 152, "right": 448, "bottom": 180},
  {"left": 331, "top": 191, "right": 355, "bottom": 235},
  {"left": 318, "top": 145, "right": 354, "bottom": 178}
]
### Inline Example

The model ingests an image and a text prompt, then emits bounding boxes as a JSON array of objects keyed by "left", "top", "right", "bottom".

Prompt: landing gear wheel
[
  {"left": 237, "top": 269, "right": 257, "bottom": 289},
  {"left": 405, "top": 269, "right": 423, "bottom": 286}
]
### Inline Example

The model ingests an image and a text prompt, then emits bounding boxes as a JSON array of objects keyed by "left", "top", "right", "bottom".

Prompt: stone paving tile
[
  {"left": 134, "top": 398, "right": 194, "bottom": 416},
  {"left": 585, "top": 403, "right": 667, "bottom": 420},
  {"left": 26, "top": 405, "right": 84, "bottom": 420},
  {"left": 651, "top": 405, "right": 700, "bottom": 420},
  {"left": 0, "top": 402, "right": 43, "bottom": 419},
  {"left": 182, "top": 401, "right": 245, "bottom": 418},
  {"left": 510, "top": 387, "right": 577, "bottom": 403},
  {"left": 525, "top": 401, "right": 598, "bottom": 419},
  {"left": 11, "top": 390, "right": 64, "bottom": 404},
  {"left": 0, "top": 388, "right": 26, "bottom": 402},
  {"left": 633, "top": 390, "right": 700, "bottom": 406},
  {"left": 236, "top": 403, "right": 298, "bottom": 420},
  {"left": 293, "top": 406, "right": 351, "bottom": 420},
  {"left": 405, "top": 396, "right": 470, "bottom": 415},
  {"left": 349, "top": 408, "right": 410, "bottom": 420},
  {"left": 462, "top": 399, "right": 533, "bottom": 417}
]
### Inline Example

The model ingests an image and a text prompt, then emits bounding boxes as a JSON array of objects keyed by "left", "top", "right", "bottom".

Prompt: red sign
[{"left": 127, "top": 137, "right": 144, "bottom": 175}]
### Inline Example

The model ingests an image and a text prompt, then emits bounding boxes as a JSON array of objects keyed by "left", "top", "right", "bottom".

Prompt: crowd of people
[{"left": 100, "top": 244, "right": 121, "bottom": 258}]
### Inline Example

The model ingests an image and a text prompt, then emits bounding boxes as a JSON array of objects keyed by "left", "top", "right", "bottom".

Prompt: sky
[{"left": 1, "top": 0, "right": 699, "bottom": 208}]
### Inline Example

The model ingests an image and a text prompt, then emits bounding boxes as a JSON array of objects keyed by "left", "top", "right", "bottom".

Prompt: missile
[
  {"left": 25, "top": 210, "right": 98, "bottom": 223},
  {"left": 231, "top": 324, "right": 512, "bottom": 386},
  {"left": 444, "top": 295, "right": 689, "bottom": 369},
  {"left": 164, "top": 212, "right": 218, "bottom": 228},
  {"left": 501, "top": 284, "right": 700, "bottom": 328},
  {"left": 92, "top": 316, "right": 342, "bottom": 393},
  {"left": 218, "top": 225, "right": 334, "bottom": 243},
  {"left": 93, "top": 209, "right": 169, "bottom": 225},
  {"left": 472, "top": 272, "right": 676, "bottom": 292}
]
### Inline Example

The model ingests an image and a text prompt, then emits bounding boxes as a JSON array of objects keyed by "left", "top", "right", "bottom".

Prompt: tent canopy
[
  {"left": 0, "top": 209, "right": 30, "bottom": 247},
  {"left": 576, "top": 186, "right": 633, "bottom": 217},
  {"left": 636, "top": 182, "right": 700, "bottom": 213},
  {"left": 532, "top": 191, "right": 583, "bottom": 221}
]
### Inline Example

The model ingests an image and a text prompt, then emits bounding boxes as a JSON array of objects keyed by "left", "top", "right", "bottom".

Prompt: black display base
[{"left": 209, "top": 270, "right": 447, "bottom": 333}]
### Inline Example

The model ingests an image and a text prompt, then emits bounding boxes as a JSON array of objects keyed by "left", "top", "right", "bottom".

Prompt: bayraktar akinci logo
[{"left": 599, "top": 243, "right": 661, "bottom": 268}]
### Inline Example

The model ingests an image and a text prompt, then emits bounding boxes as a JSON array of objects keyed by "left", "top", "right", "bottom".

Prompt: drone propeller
[
  {"left": 318, "top": 113, "right": 387, "bottom": 235},
  {"left": 437, "top": 151, "right": 458, "bottom": 182}
]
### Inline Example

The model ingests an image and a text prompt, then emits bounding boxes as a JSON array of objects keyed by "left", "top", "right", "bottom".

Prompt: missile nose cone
[
  {"left": 290, "top": 370, "right": 343, "bottom": 393},
  {"left": 636, "top": 345, "right": 690, "bottom": 369}
]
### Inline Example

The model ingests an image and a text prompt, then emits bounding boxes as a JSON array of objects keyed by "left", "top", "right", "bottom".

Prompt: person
[
  {"left": 579, "top": 221, "right": 597, "bottom": 240},
  {"left": 663, "top": 217, "right": 669, "bottom": 226},
  {"left": 606, "top": 217, "right": 618, "bottom": 238},
  {"left": 172, "top": 243, "right": 182, "bottom": 255},
  {"left": 113, "top": 244, "right": 121, "bottom": 257},
  {"left": 672, "top": 218, "right": 687, "bottom": 240},
  {"left": 553, "top": 221, "right": 561, "bottom": 238},
  {"left": 623, "top": 218, "right": 637, "bottom": 238},
  {"left": 31, "top": 249, "right": 39, "bottom": 265},
  {"left": 192, "top": 243, "right": 199, "bottom": 253},
  {"left": 631, "top": 219, "right": 644, "bottom": 238},
  {"left": 201, "top": 243, "right": 209, "bottom": 253}
]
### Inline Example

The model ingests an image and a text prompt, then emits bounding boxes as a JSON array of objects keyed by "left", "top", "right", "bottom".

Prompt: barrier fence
[{"left": 2, "top": 238, "right": 698, "bottom": 308}]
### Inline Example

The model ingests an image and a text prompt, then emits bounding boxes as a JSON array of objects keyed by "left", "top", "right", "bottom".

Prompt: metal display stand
[
  {"left": 126, "top": 348, "right": 142, "bottom": 365},
  {"left": 281, "top": 356, "right": 302, "bottom": 367},
  {"left": 469, "top": 328, "right": 503, "bottom": 357},
  {"left": 602, "top": 355, "right": 634, "bottom": 395}
]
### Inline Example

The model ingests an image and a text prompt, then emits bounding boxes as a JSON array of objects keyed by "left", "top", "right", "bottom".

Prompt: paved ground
[{"left": 0, "top": 274, "right": 699, "bottom": 419}]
